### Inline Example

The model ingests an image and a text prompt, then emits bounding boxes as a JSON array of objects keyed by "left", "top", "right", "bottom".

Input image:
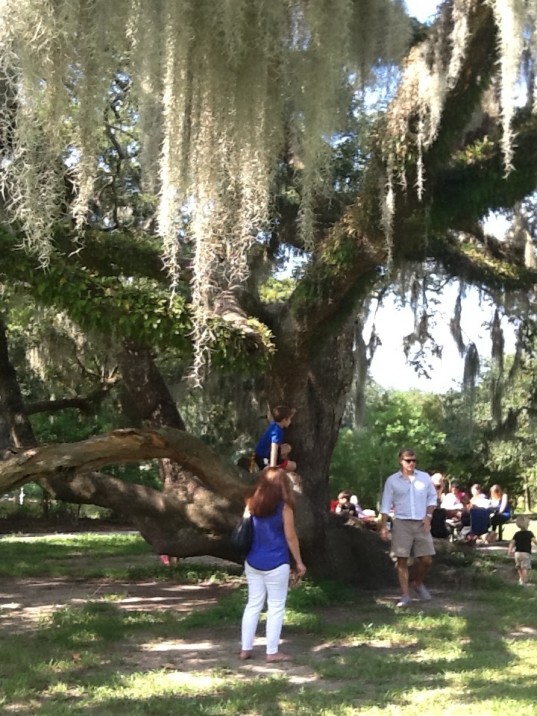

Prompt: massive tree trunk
[
  {"left": 266, "top": 313, "right": 358, "bottom": 563},
  {"left": 0, "top": 318, "right": 37, "bottom": 449}
]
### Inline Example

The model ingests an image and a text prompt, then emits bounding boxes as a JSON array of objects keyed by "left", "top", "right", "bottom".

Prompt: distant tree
[
  {"left": 330, "top": 386, "right": 445, "bottom": 507},
  {"left": 440, "top": 352, "right": 537, "bottom": 509}
]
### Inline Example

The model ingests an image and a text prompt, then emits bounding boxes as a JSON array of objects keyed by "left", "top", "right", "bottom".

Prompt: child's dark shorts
[{"left": 254, "top": 456, "right": 289, "bottom": 471}]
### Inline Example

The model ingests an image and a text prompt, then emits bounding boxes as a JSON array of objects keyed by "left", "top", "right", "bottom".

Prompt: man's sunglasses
[{"left": 402, "top": 458, "right": 416, "bottom": 463}]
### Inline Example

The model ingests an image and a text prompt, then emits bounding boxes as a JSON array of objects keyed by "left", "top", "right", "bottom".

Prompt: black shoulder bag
[{"left": 231, "top": 511, "right": 253, "bottom": 557}]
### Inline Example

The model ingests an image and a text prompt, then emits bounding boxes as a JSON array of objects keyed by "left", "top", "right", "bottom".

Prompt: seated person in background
[
  {"left": 441, "top": 482, "right": 464, "bottom": 516},
  {"left": 470, "top": 483, "right": 490, "bottom": 509},
  {"left": 335, "top": 490, "right": 358, "bottom": 518},
  {"left": 447, "top": 495, "right": 471, "bottom": 541},
  {"left": 464, "top": 484, "right": 492, "bottom": 542},
  {"left": 469, "top": 500, "right": 493, "bottom": 542},
  {"left": 489, "top": 484, "right": 511, "bottom": 534},
  {"left": 430, "top": 505, "right": 449, "bottom": 538},
  {"left": 350, "top": 494, "right": 364, "bottom": 515},
  {"left": 430, "top": 473, "right": 449, "bottom": 539},
  {"left": 431, "top": 473, "right": 445, "bottom": 497},
  {"left": 350, "top": 494, "right": 378, "bottom": 529}
]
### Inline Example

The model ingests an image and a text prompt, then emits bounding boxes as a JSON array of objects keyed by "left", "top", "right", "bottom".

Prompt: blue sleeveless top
[{"left": 246, "top": 502, "right": 290, "bottom": 571}]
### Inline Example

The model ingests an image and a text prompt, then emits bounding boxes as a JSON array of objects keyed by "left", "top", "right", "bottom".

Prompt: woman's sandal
[
  {"left": 266, "top": 652, "right": 292, "bottom": 663},
  {"left": 239, "top": 650, "right": 253, "bottom": 660}
]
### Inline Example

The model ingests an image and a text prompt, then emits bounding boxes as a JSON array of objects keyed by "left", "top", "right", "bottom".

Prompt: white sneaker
[{"left": 413, "top": 584, "right": 432, "bottom": 601}]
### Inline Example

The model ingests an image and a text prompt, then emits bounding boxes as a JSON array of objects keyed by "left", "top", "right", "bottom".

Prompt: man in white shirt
[{"left": 379, "top": 448, "right": 438, "bottom": 608}]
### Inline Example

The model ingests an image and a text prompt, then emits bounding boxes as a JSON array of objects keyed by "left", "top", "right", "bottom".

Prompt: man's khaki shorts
[
  {"left": 515, "top": 551, "right": 532, "bottom": 570},
  {"left": 391, "top": 519, "right": 435, "bottom": 559}
]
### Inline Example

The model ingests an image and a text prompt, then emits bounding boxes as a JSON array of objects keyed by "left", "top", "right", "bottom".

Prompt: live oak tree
[{"left": 2, "top": 0, "right": 537, "bottom": 585}]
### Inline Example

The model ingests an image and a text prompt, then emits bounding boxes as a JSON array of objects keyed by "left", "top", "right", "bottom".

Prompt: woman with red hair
[{"left": 240, "top": 467, "right": 306, "bottom": 663}]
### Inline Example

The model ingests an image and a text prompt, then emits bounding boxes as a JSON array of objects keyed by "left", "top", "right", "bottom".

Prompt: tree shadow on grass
[{"left": 0, "top": 575, "right": 536, "bottom": 714}]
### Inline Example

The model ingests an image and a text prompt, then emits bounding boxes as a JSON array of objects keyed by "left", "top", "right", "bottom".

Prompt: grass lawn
[{"left": 0, "top": 532, "right": 536, "bottom": 715}]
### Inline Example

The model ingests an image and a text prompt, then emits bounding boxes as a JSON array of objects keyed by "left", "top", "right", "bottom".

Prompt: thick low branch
[
  {"left": 0, "top": 427, "right": 248, "bottom": 505},
  {"left": 40, "top": 468, "right": 245, "bottom": 559},
  {"left": 0, "top": 427, "right": 319, "bottom": 563}
]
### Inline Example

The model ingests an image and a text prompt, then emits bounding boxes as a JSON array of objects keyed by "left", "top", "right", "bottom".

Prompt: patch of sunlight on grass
[
  {"left": 143, "top": 638, "right": 217, "bottom": 655},
  {"left": 493, "top": 640, "right": 537, "bottom": 683},
  {"left": 278, "top": 697, "right": 366, "bottom": 716},
  {"left": 1, "top": 532, "right": 146, "bottom": 551},
  {"left": 419, "top": 700, "right": 537, "bottom": 716},
  {"left": 0, "top": 533, "right": 157, "bottom": 579},
  {"left": 90, "top": 669, "right": 232, "bottom": 701},
  {"left": 353, "top": 705, "right": 537, "bottom": 716},
  {"left": 282, "top": 609, "right": 321, "bottom": 630},
  {"left": 310, "top": 602, "right": 508, "bottom": 684},
  {"left": 45, "top": 681, "right": 85, "bottom": 698},
  {"left": 342, "top": 612, "right": 467, "bottom": 650},
  {"left": 325, "top": 632, "right": 418, "bottom": 651},
  {"left": 100, "top": 592, "right": 129, "bottom": 602},
  {"left": 36, "top": 672, "right": 296, "bottom": 716}
]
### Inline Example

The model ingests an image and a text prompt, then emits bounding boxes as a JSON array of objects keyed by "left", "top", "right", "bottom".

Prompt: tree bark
[{"left": 0, "top": 318, "right": 37, "bottom": 449}]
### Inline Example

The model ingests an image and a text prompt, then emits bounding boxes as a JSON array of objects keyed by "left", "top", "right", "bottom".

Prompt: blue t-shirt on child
[{"left": 255, "top": 421, "right": 283, "bottom": 461}]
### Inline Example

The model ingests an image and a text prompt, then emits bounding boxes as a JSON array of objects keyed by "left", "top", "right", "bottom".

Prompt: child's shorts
[
  {"left": 254, "top": 456, "right": 289, "bottom": 471},
  {"left": 515, "top": 552, "right": 532, "bottom": 570}
]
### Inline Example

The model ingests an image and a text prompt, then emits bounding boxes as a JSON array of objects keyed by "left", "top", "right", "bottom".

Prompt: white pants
[{"left": 241, "top": 561, "right": 290, "bottom": 655}]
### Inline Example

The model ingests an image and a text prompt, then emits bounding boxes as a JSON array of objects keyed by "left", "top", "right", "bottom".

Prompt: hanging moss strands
[
  {"left": 0, "top": 0, "right": 409, "bottom": 378},
  {"left": 0, "top": 0, "right": 409, "bottom": 266},
  {"left": 382, "top": 0, "right": 537, "bottom": 225},
  {"left": 450, "top": 289, "right": 466, "bottom": 355},
  {"left": 488, "top": 0, "right": 526, "bottom": 171},
  {"left": 463, "top": 340, "right": 480, "bottom": 390},
  {"left": 2, "top": 0, "right": 537, "bottom": 380},
  {"left": 490, "top": 308, "right": 505, "bottom": 367}
]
